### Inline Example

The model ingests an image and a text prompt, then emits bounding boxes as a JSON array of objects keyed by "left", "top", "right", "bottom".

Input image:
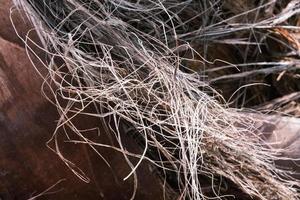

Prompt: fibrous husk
[{"left": 13, "top": 0, "right": 300, "bottom": 199}]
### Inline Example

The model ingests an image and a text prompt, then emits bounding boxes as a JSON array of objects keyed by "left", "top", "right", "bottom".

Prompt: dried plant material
[{"left": 13, "top": 0, "right": 300, "bottom": 199}]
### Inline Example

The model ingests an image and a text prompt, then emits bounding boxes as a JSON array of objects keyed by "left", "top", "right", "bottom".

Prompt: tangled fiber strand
[{"left": 14, "top": 0, "right": 300, "bottom": 199}]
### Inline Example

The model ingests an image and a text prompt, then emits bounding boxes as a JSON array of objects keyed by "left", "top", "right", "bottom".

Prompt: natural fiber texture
[{"left": 13, "top": 0, "right": 299, "bottom": 199}]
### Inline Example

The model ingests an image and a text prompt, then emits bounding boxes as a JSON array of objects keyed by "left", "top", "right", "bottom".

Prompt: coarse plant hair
[{"left": 12, "top": 0, "right": 300, "bottom": 199}]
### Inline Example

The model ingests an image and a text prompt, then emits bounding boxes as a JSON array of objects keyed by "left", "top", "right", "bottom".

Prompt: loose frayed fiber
[{"left": 13, "top": 0, "right": 300, "bottom": 199}]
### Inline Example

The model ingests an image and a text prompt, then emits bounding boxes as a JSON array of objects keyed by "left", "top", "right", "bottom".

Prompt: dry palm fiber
[
  {"left": 13, "top": 0, "right": 300, "bottom": 199},
  {"left": 184, "top": 1, "right": 300, "bottom": 109}
]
